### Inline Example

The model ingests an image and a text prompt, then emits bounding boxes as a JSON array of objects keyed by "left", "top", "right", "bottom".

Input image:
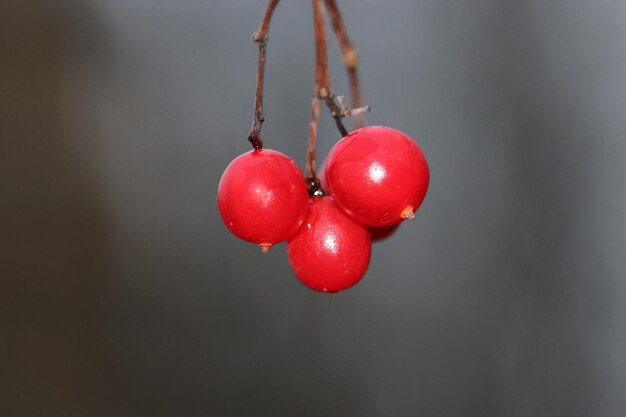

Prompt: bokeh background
[{"left": 2, "top": 0, "right": 626, "bottom": 416}]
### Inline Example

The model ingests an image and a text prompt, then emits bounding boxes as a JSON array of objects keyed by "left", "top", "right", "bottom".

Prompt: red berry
[
  {"left": 287, "top": 196, "right": 371, "bottom": 293},
  {"left": 369, "top": 224, "right": 400, "bottom": 242},
  {"left": 217, "top": 148, "right": 308, "bottom": 251},
  {"left": 322, "top": 157, "right": 400, "bottom": 242},
  {"left": 324, "top": 126, "right": 430, "bottom": 227}
]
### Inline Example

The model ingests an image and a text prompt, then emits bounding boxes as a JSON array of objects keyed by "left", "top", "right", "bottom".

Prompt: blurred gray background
[{"left": 2, "top": 0, "right": 626, "bottom": 416}]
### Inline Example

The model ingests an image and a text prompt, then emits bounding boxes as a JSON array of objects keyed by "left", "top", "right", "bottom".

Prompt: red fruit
[
  {"left": 287, "top": 196, "right": 371, "bottom": 293},
  {"left": 369, "top": 224, "right": 399, "bottom": 242},
  {"left": 324, "top": 126, "right": 430, "bottom": 227},
  {"left": 217, "top": 148, "right": 308, "bottom": 251}
]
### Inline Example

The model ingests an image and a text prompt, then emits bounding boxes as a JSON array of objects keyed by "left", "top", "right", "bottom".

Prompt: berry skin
[
  {"left": 324, "top": 126, "right": 430, "bottom": 227},
  {"left": 217, "top": 148, "right": 308, "bottom": 251},
  {"left": 287, "top": 196, "right": 371, "bottom": 293},
  {"left": 320, "top": 163, "right": 400, "bottom": 242}
]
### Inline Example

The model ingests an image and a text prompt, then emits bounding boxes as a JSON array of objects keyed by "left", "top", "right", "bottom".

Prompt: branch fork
[{"left": 247, "top": 0, "right": 369, "bottom": 193}]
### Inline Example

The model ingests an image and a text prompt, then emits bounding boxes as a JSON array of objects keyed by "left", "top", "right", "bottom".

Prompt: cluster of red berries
[{"left": 217, "top": 125, "right": 429, "bottom": 293}]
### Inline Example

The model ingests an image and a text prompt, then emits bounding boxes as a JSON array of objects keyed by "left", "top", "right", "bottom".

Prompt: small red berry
[
  {"left": 322, "top": 158, "right": 400, "bottom": 242},
  {"left": 287, "top": 196, "right": 371, "bottom": 293},
  {"left": 217, "top": 148, "right": 308, "bottom": 251},
  {"left": 324, "top": 126, "right": 430, "bottom": 227}
]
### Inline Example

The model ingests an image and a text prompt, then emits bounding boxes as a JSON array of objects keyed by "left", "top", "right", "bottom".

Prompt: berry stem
[
  {"left": 307, "top": 0, "right": 370, "bottom": 185},
  {"left": 323, "top": 0, "right": 368, "bottom": 129},
  {"left": 247, "top": 0, "right": 280, "bottom": 150},
  {"left": 304, "top": 0, "right": 330, "bottom": 194},
  {"left": 312, "top": 0, "right": 329, "bottom": 98},
  {"left": 312, "top": 0, "right": 348, "bottom": 138},
  {"left": 307, "top": 0, "right": 340, "bottom": 194},
  {"left": 306, "top": 94, "right": 323, "bottom": 195}
]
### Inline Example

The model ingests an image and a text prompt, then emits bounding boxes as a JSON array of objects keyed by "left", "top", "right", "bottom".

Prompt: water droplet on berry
[{"left": 259, "top": 244, "right": 271, "bottom": 253}]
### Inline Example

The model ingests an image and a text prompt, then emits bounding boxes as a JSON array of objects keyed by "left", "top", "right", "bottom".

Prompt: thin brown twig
[
  {"left": 306, "top": 95, "right": 322, "bottom": 194},
  {"left": 323, "top": 0, "right": 366, "bottom": 129},
  {"left": 247, "top": 0, "right": 280, "bottom": 150},
  {"left": 312, "top": 0, "right": 348, "bottom": 140},
  {"left": 307, "top": 0, "right": 348, "bottom": 193},
  {"left": 308, "top": 0, "right": 370, "bottom": 193},
  {"left": 305, "top": 0, "right": 329, "bottom": 192},
  {"left": 323, "top": 95, "right": 349, "bottom": 137},
  {"left": 312, "top": 0, "right": 330, "bottom": 95}
]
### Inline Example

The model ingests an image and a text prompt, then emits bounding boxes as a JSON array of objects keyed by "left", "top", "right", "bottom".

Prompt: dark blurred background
[{"left": 2, "top": 0, "right": 625, "bottom": 416}]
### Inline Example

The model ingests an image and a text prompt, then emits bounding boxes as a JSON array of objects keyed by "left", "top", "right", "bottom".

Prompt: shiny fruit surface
[
  {"left": 324, "top": 126, "right": 429, "bottom": 227},
  {"left": 287, "top": 197, "right": 371, "bottom": 292},
  {"left": 217, "top": 148, "right": 308, "bottom": 251}
]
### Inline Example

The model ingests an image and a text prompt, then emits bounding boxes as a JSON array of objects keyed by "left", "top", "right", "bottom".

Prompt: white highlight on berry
[
  {"left": 323, "top": 233, "right": 338, "bottom": 253},
  {"left": 368, "top": 162, "right": 386, "bottom": 184}
]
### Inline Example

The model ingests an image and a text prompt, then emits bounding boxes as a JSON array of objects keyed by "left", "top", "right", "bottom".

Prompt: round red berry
[
  {"left": 217, "top": 148, "right": 308, "bottom": 251},
  {"left": 287, "top": 196, "right": 371, "bottom": 293},
  {"left": 324, "top": 126, "right": 430, "bottom": 227}
]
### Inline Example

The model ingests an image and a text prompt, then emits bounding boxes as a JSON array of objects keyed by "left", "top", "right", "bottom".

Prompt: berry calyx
[
  {"left": 324, "top": 126, "right": 430, "bottom": 227},
  {"left": 217, "top": 148, "right": 309, "bottom": 251},
  {"left": 287, "top": 196, "right": 371, "bottom": 293}
]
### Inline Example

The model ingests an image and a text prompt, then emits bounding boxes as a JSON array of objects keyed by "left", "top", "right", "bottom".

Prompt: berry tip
[{"left": 401, "top": 206, "right": 415, "bottom": 220}]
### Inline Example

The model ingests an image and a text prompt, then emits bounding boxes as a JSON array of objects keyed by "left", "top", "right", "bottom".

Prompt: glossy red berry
[
  {"left": 217, "top": 148, "right": 308, "bottom": 251},
  {"left": 322, "top": 160, "right": 400, "bottom": 242},
  {"left": 287, "top": 196, "right": 371, "bottom": 293},
  {"left": 324, "top": 126, "right": 430, "bottom": 227}
]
